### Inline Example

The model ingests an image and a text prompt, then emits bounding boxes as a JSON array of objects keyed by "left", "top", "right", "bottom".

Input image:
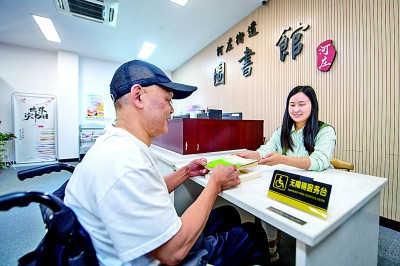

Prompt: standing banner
[{"left": 12, "top": 93, "right": 57, "bottom": 164}]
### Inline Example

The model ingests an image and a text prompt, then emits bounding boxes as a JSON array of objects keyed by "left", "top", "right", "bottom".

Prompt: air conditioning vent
[{"left": 54, "top": 0, "right": 119, "bottom": 27}]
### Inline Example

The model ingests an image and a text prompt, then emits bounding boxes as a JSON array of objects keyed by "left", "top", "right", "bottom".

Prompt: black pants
[{"left": 191, "top": 205, "right": 270, "bottom": 266}]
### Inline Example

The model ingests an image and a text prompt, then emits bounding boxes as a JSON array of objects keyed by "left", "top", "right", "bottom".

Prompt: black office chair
[{"left": 0, "top": 163, "right": 98, "bottom": 266}]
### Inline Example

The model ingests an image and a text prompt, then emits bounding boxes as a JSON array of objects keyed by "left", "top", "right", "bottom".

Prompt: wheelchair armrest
[
  {"left": 18, "top": 163, "right": 75, "bottom": 181},
  {"left": 0, "top": 191, "right": 65, "bottom": 212}
]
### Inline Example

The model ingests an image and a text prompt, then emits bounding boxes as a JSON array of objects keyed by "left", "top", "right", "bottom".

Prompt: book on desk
[
  {"left": 174, "top": 155, "right": 262, "bottom": 183},
  {"left": 205, "top": 155, "right": 261, "bottom": 182},
  {"left": 205, "top": 168, "right": 262, "bottom": 182},
  {"left": 205, "top": 155, "right": 258, "bottom": 170}
]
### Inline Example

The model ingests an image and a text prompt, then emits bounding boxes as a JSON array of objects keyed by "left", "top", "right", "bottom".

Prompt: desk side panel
[{"left": 296, "top": 194, "right": 380, "bottom": 266}]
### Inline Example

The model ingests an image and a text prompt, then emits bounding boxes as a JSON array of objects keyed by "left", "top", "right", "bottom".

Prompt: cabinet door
[
  {"left": 242, "top": 121, "right": 264, "bottom": 150},
  {"left": 206, "top": 120, "right": 231, "bottom": 152},
  {"left": 183, "top": 120, "right": 216, "bottom": 154},
  {"left": 184, "top": 120, "right": 225, "bottom": 154},
  {"left": 182, "top": 121, "right": 198, "bottom": 154},
  {"left": 196, "top": 120, "right": 218, "bottom": 153}
]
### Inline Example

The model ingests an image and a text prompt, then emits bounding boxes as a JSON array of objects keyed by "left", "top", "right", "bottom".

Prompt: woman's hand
[
  {"left": 234, "top": 151, "right": 261, "bottom": 160},
  {"left": 259, "top": 152, "right": 284, "bottom": 166}
]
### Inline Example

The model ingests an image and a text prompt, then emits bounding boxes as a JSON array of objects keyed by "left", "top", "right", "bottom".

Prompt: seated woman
[{"left": 236, "top": 85, "right": 336, "bottom": 262}]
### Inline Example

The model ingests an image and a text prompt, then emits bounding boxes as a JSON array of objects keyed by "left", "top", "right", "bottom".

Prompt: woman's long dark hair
[{"left": 281, "top": 86, "right": 320, "bottom": 153}]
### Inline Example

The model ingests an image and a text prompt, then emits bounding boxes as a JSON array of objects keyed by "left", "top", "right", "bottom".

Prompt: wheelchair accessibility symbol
[{"left": 272, "top": 174, "right": 288, "bottom": 191}]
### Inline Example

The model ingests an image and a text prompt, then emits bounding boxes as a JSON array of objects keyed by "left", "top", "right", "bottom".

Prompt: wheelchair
[{"left": 0, "top": 163, "right": 98, "bottom": 266}]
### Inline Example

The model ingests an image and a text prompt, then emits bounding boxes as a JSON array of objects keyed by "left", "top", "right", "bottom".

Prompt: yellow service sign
[{"left": 267, "top": 170, "right": 332, "bottom": 219}]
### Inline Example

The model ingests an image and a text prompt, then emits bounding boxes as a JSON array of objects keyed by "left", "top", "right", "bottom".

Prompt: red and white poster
[{"left": 12, "top": 93, "right": 57, "bottom": 164}]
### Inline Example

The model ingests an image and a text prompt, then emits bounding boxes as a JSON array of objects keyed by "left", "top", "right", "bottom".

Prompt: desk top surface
[{"left": 151, "top": 145, "right": 388, "bottom": 247}]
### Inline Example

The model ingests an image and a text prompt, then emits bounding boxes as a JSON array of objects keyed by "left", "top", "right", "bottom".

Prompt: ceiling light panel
[
  {"left": 169, "top": 0, "right": 188, "bottom": 7},
  {"left": 138, "top": 42, "right": 157, "bottom": 60},
  {"left": 32, "top": 15, "right": 61, "bottom": 43}
]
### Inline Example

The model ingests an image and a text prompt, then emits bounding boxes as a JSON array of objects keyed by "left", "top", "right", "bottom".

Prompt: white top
[
  {"left": 191, "top": 164, "right": 386, "bottom": 246},
  {"left": 65, "top": 126, "right": 182, "bottom": 266},
  {"left": 151, "top": 145, "right": 387, "bottom": 247},
  {"left": 257, "top": 125, "right": 336, "bottom": 171}
]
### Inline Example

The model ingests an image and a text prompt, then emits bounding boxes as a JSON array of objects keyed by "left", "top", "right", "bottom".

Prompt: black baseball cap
[{"left": 110, "top": 60, "right": 198, "bottom": 101}]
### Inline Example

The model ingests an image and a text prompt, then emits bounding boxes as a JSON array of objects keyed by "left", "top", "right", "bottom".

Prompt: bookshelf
[{"left": 79, "top": 124, "right": 105, "bottom": 161}]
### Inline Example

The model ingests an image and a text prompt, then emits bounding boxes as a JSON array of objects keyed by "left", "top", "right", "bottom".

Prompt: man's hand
[
  {"left": 208, "top": 164, "right": 241, "bottom": 192},
  {"left": 164, "top": 158, "right": 208, "bottom": 193},
  {"left": 156, "top": 163, "right": 239, "bottom": 264},
  {"left": 186, "top": 158, "right": 209, "bottom": 177}
]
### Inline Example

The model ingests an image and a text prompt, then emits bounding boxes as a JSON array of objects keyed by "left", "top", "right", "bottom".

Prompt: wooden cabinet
[{"left": 153, "top": 118, "right": 264, "bottom": 155}]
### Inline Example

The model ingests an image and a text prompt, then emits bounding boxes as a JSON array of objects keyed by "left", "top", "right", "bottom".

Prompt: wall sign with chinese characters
[
  {"left": 11, "top": 92, "right": 57, "bottom": 164},
  {"left": 316, "top": 39, "right": 337, "bottom": 72},
  {"left": 214, "top": 62, "right": 225, "bottom": 86},
  {"left": 215, "top": 20, "right": 259, "bottom": 82},
  {"left": 238, "top": 47, "right": 256, "bottom": 77},
  {"left": 276, "top": 23, "right": 310, "bottom": 62},
  {"left": 275, "top": 23, "right": 337, "bottom": 72}
]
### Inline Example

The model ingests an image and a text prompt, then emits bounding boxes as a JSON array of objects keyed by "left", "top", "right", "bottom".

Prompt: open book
[
  {"left": 205, "top": 155, "right": 261, "bottom": 182},
  {"left": 205, "top": 168, "right": 262, "bottom": 183},
  {"left": 205, "top": 155, "right": 258, "bottom": 170}
]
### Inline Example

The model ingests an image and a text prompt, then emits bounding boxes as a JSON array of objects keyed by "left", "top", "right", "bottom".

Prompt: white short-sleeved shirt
[{"left": 64, "top": 125, "right": 182, "bottom": 266}]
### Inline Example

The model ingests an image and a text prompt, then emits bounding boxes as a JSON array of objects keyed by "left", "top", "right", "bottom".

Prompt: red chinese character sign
[{"left": 316, "top": 40, "right": 336, "bottom": 72}]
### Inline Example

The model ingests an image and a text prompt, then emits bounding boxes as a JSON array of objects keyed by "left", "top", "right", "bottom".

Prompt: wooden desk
[{"left": 151, "top": 145, "right": 387, "bottom": 266}]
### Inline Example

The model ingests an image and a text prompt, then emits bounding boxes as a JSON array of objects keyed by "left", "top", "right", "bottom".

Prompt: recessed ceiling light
[
  {"left": 169, "top": 0, "right": 189, "bottom": 7},
  {"left": 138, "top": 42, "right": 157, "bottom": 60},
  {"left": 32, "top": 15, "right": 61, "bottom": 43}
]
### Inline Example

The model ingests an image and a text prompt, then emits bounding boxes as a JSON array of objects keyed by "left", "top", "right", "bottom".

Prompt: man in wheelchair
[{"left": 64, "top": 60, "right": 270, "bottom": 266}]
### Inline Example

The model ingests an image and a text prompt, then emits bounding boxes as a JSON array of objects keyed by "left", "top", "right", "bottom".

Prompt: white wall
[
  {"left": 56, "top": 51, "right": 79, "bottom": 159},
  {"left": 79, "top": 57, "right": 120, "bottom": 126},
  {"left": 0, "top": 44, "right": 58, "bottom": 132},
  {"left": 78, "top": 57, "right": 172, "bottom": 126},
  {"left": 0, "top": 43, "right": 124, "bottom": 160}
]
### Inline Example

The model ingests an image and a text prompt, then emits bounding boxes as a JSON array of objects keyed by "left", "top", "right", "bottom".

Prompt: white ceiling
[{"left": 0, "top": 0, "right": 263, "bottom": 72}]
